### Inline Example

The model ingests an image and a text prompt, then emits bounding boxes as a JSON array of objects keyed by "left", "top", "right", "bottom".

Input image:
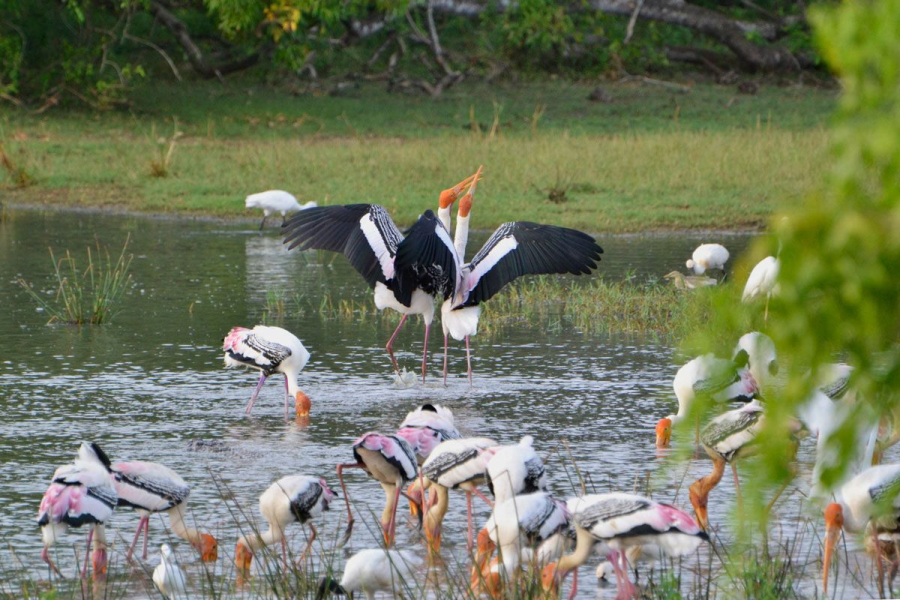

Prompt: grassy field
[{"left": 0, "top": 80, "right": 835, "bottom": 232}]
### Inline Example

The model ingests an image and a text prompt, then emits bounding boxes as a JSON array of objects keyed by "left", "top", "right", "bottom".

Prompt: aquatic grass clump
[{"left": 18, "top": 237, "right": 133, "bottom": 325}]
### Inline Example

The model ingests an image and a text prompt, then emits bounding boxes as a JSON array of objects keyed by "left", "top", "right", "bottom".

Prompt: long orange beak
[
  {"left": 823, "top": 503, "right": 843, "bottom": 594},
  {"left": 541, "top": 561, "right": 561, "bottom": 595},
  {"left": 689, "top": 484, "right": 709, "bottom": 531},
  {"left": 655, "top": 418, "right": 672, "bottom": 448},
  {"left": 234, "top": 542, "right": 253, "bottom": 571},
  {"left": 196, "top": 533, "right": 218, "bottom": 562},
  {"left": 439, "top": 172, "right": 480, "bottom": 208},
  {"left": 295, "top": 391, "right": 311, "bottom": 417}
]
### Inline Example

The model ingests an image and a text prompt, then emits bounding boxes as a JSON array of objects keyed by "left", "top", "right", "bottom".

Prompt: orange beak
[
  {"left": 92, "top": 548, "right": 108, "bottom": 577},
  {"left": 439, "top": 173, "right": 477, "bottom": 209},
  {"left": 823, "top": 503, "right": 844, "bottom": 594},
  {"left": 234, "top": 542, "right": 253, "bottom": 571},
  {"left": 541, "top": 561, "right": 561, "bottom": 595},
  {"left": 196, "top": 533, "right": 218, "bottom": 562},
  {"left": 689, "top": 483, "right": 709, "bottom": 531},
  {"left": 424, "top": 519, "right": 442, "bottom": 554},
  {"left": 295, "top": 391, "right": 311, "bottom": 417},
  {"left": 655, "top": 418, "right": 672, "bottom": 448},
  {"left": 407, "top": 481, "right": 423, "bottom": 518}
]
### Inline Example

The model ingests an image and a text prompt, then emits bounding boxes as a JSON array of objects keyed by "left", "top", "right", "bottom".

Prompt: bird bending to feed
[
  {"left": 663, "top": 271, "right": 717, "bottom": 290},
  {"left": 472, "top": 492, "right": 570, "bottom": 597},
  {"left": 655, "top": 352, "right": 758, "bottom": 448},
  {"left": 823, "top": 464, "right": 900, "bottom": 595},
  {"left": 111, "top": 458, "right": 217, "bottom": 561},
  {"left": 742, "top": 255, "right": 780, "bottom": 321},
  {"left": 595, "top": 545, "right": 662, "bottom": 583},
  {"left": 223, "top": 325, "right": 311, "bottom": 418},
  {"left": 440, "top": 172, "right": 603, "bottom": 385},
  {"left": 336, "top": 433, "right": 418, "bottom": 547},
  {"left": 37, "top": 442, "right": 118, "bottom": 578},
  {"left": 395, "top": 403, "right": 461, "bottom": 465},
  {"left": 316, "top": 548, "right": 423, "bottom": 600},
  {"left": 282, "top": 199, "right": 466, "bottom": 383},
  {"left": 245, "top": 190, "right": 316, "bottom": 232},
  {"left": 733, "top": 332, "right": 778, "bottom": 392},
  {"left": 235, "top": 476, "right": 336, "bottom": 573},
  {"left": 485, "top": 435, "right": 548, "bottom": 505},
  {"left": 153, "top": 544, "right": 187, "bottom": 599},
  {"left": 542, "top": 493, "right": 708, "bottom": 600},
  {"left": 420, "top": 437, "right": 499, "bottom": 553},
  {"left": 686, "top": 243, "right": 729, "bottom": 275},
  {"left": 688, "top": 400, "right": 765, "bottom": 530}
]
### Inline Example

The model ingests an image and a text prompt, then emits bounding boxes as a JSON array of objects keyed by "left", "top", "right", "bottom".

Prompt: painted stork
[
  {"left": 336, "top": 433, "right": 418, "bottom": 547},
  {"left": 733, "top": 332, "right": 778, "bottom": 391},
  {"left": 688, "top": 400, "right": 765, "bottom": 530},
  {"left": 316, "top": 548, "right": 424, "bottom": 600},
  {"left": 595, "top": 545, "right": 662, "bottom": 583},
  {"left": 395, "top": 403, "right": 461, "bottom": 465},
  {"left": 245, "top": 190, "right": 316, "bottom": 232},
  {"left": 472, "top": 492, "right": 570, "bottom": 597},
  {"left": 282, "top": 202, "right": 465, "bottom": 383},
  {"left": 655, "top": 352, "right": 758, "bottom": 448},
  {"left": 420, "top": 437, "right": 499, "bottom": 553},
  {"left": 37, "top": 442, "right": 118, "bottom": 578},
  {"left": 223, "top": 325, "right": 311, "bottom": 418},
  {"left": 542, "top": 493, "right": 707, "bottom": 600},
  {"left": 823, "top": 464, "right": 900, "bottom": 595},
  {"left": 685, "top": 243, "right": 729, "bottom": 275},
  {"left": 234, "top": 476, "right": 336, "bottom": 573},
  {"left": 153, "top": 543, "right": 187, "bottom": 599},
  {"left": 440, "top": 178, "right": 603, "bottom": 385},
  {"left": 485, "top": 435, "right": 548, "bottom": 505},
  {"left": 111, "top": 458, "right": 217, "bottom": 562},
  {"left": 742, "top": 255, "right": 780, "bottom": 321}
]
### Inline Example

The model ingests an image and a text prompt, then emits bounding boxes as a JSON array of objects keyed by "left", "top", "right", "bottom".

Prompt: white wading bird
[
  {"left": 153, "top": 544, "right": 187, "bottom": 599},
  {"left": 245, "top": 190, "right": 316, "bottom": 232},
  {"left": 742, "top": 255, "right": 780, "bottom": 321},
  {"left": 316, "top": 548, "right": 424, "bottom": 600},
  {"left": 686, "top": 243, "right": 729, "bottom": 275}
]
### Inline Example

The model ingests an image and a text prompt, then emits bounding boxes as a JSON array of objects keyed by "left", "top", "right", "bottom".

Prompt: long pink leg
[
  {"left": 471, "top": 487, "right": 494, "bottom": 508},
  {"left": 618, "top": 550, "right": 637, "bottom": 599},
  {"left": 387, "top": 485, "right": 402, "bottom": 547},
  {"left": 126, "top": 515, "right": 147, "bottom": 560},
  {"left": 298, "top": 524, "right": 317, "bottom": 563},
  {"left": 81, "top": 527, "right": 95, "bottom": 579},
  {"left": 385, "top": 315, "right": 408, "bottom": 374},
  {"left": 465, "top": 336, "right": 473, "bottom": 386},
  {"left": 421, "top": 323, "right": 430, "bottom": 383},
  {"left": 142, "top": 516, "right": 150, "bottom": 560},
  {"left": 41, "top": 547, "right": 61, "bottom": 576},
  {"left": 245, "top": 374, "right": 267, "bottom": 414},
  {"left": 568, "top": 566, "right": 579, "bottom": 600},
  {"left": 336, "top": 463, "right": 363, "bottom": 546},
  {"left": 466, "top": 491, "right": 474, "bottom": 554},
  {"left": 732, "top": 462, "right": 743, "bottom": 513},
  {"left": 443, "top": 334, "right": 449, "bottom": 386}
]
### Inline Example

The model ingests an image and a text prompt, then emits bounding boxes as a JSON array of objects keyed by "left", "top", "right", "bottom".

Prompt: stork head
[
  {"left": 823, "top": 502, "right": 844, "bottom": 594},
  {"left": 439, "top": 171, "right": 480, "bottom": 209},
  {"left": 541, "top": 561, "right": 564, "bottom": 595},
  {"left": 458, "top": 166, "right": 482, "bottom": 218},
  {"left": 194, "top": 533, "right": 218, "bottom": 562},
  {"left": 655, "top": 418, "right": 672, "bottom": 448},
  {"left": 689, "top": 478, "right": 711, "bottom": 531},
  {"left": 234, "top": 540, "right": 253, "bottom": 571},
  {"left": 295, "top": 391, "right": 311, "bottom": 417},
  {"left": 406, "top": 480, "right": 424, "bottom": 519},
  {"left": 472, "top": 527, "right": 496, "bottom": 579}
]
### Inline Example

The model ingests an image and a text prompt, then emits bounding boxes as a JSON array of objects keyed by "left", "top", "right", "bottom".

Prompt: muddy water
[{"left": 0, "top": 208, "right": 876, "bottom": 598}]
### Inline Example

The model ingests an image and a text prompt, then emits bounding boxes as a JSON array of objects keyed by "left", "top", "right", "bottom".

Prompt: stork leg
[
  {"left": 875, "top": 526, "right": 886, "bottom": 598},
  {"left": 465, "top": 336, "right": 473, "bottom": 387},
  {"left": 336, "top": 462, "right": 363, "bottom": 546},
  {"left": 298, "top": 523, "right": 317, "bottom": 563},
  {"left": 142, "top": 515, "right": 150, "bottom": 560},
  {"left": 41, "top": 547, "right": 61, "bottom": 577},
  {"left": 258, "top": 215, "right": 267, "bottom": 233},
  {"left": 443, "top": 334, "right": 449, "bottom": 387},
  {"left": 421, "top": 323, "right": 430, "bottom": 384},
  {"left": 731, "top": 462, "right": 743, "bottom": 513},
  {"left": 466, "top": 491, "right": 474, "bottom": 554},
  {"left": 568, "top": 566, "right": 579, "bottom": 600},
  {"left": 764, "top": 293, "right": 770, "bottom": 324},
  {"left": 385, "top": 485, "right": 402, "bottom": 548},
  {"left": 125, "top": 515, "right": 147, "bottom": 561},
  {"left": 385, "top": 315, "right": 409, "bottom": 374},
  {"left": 245, "top": 373, "right": 267, "bottom": 414},
  {"left": 471, "top": 487, "right": 494, "bottom": 509},
  {"left": 81, "top": 527, "right": 95, "bottom": 579}
]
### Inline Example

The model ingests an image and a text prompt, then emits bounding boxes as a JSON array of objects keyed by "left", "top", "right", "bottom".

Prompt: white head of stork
[
  {"left": 823, "top": 463, "right": 900, "bottom": 594},
  {"left": 153, "top": 543, "right": 187, "bottom": 599},
  {"left": 336, "top": 432, "right": 418, "bottom": 547},
  {"left": 37, "top": 442, "right": 118, "bottom": 578},
  {"left": 235, "top": 475, "right": 336, "bottom": 573},
  {"left": 542, "top": 493, "right": 707, "bottom": 600},
  {"left": 283, "top": 199, "right": 466, "bottom": 383},
  {"left": 733, "top": 331, "right": 778, "bottom": 391},
  {"left": 440, "top": 173, "right": 603, "bottom": 385},
  {"left": 685, "top": 243, "right": 729, "bottom": 275},
  {"left": 245, "top": 190, "right": 316, "bottom": 232},
  {"left": 223, "top": 325, "right": 311, "bottom": 419},
  {"left": 316, "top": 548, "right": 424, "bottom": 600},
  {"left": 111, "top": 458, "right": 217, "bottom": 562},
  {"left": 485, "top": 435, "right": 548, "bottom": 506}
]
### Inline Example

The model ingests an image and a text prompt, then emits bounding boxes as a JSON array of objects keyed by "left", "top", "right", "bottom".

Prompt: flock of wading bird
[{"left": 36, "top": 168, "right": 899, "bottom": 599}]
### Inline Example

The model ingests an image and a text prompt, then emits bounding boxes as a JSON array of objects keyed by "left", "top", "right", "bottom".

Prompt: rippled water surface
[{"left": 0, "top": 209, "right": 880, "bottom": 598}]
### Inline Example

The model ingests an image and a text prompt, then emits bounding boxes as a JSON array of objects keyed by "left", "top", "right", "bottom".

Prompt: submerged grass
[
  {"left": 0, "top": 80, "right": 833, "bottom": 233},
  {"left": 17, "top": 237, "right": 133, "bottom": 325}
]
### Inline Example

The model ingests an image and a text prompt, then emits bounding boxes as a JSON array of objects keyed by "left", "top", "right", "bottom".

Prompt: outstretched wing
[
  {"left": 458, "top": 222, "right": 603, "bottom": 307},
  {"left": 392, "top": 210, "right": 461, "bottom": 306},
  {"left": 282, "top": 204, "right": 403, "bottom": 288}
]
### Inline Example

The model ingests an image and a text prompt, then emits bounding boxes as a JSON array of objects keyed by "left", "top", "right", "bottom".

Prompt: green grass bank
[{"left": 0, "top": 80, "right": 834, "bottom": 232}]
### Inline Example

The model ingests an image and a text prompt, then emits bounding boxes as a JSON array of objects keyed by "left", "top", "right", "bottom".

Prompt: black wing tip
[{"left": 90, "top": 442, "right": 113, "bottom": 471}]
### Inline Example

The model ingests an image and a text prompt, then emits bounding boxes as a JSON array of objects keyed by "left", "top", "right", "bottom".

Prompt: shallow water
[{"left": 0, "top": 208, "right": 879, "bottom": 598}]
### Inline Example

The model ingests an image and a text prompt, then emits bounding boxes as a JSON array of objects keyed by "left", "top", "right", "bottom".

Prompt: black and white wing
[
  {"left": 392, "top": 210, "right": 461, "bottom": 306},
  {"left": 457, "top": 222, "right": 603, "bottom": 307},
  {"left": 282, "top": 204, "right": 403, "bottom": 288},
  {"left": 290, "top": 481, "right": 325, "bottom": 523},
  {"left": 224, "top": 327, "right": 292, "bottom": 375},
  {"left": 700, "top": 402, "right": 764, "bottom": 461},
  {"left": 693, "top": 360, "right": 740, "bottom": 398}
]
